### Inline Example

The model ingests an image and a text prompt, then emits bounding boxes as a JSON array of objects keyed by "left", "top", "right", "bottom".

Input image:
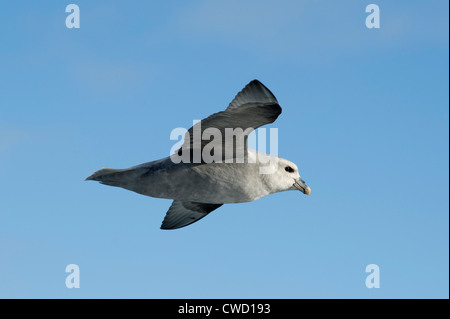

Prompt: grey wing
[
  {"left": 160, "top": 200, "right": 223, "bottom": 230},
  {"left": 173, "top": 80, "right": 281, "bottom": 162}
]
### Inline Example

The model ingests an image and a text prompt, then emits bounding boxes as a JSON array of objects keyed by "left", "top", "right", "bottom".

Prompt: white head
[{"left": 261, "top": 156, "right": 311, "bottom": 196}]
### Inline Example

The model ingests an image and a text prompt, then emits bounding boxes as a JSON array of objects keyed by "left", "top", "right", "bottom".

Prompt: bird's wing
[
  {"left": 175, "top": 80, "right": 281, "bottom": 162},
  {"left": 160, "top": 200, "right": 223, "bottom": 230}
]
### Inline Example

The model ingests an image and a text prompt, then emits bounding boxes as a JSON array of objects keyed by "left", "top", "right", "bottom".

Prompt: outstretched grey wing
[
  {"left": 174, "top": 80, "right": 281, "bottom": 162},
  {"left": 160, "top": 200, "right": 223, "bottom": 230}
]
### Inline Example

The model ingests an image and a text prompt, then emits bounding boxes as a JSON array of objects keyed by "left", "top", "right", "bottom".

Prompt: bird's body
[
  {"left": 87, "top": 149, "right": 292, "bottom": 204},
  {"left": 86, "top": 80, "right": 311, "bottom": 229}
]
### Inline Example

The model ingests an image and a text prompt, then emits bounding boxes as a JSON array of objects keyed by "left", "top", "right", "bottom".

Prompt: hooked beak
[{"left": 293, "top": 178, "right": 311, "bottom": 195}]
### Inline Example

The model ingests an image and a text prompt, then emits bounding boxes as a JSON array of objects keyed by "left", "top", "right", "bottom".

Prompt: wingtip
[
  {"left": 248, "top": 79, "right": 265, "bottom": 88},
  {"left": 160, "top": 223, "right": 180, "bottom": 230},
  {"left": 248, "top": 79, "right": 277, "bottom": 100}
]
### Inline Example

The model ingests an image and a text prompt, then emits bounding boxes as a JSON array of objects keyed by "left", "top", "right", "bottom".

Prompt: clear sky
[{"left": 0, "top": 1, "right": 448, "bottom": 298}]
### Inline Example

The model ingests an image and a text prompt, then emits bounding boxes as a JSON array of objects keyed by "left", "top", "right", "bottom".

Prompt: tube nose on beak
[{"left": 293, "top": 179, "right": 311, "bottom": 195}]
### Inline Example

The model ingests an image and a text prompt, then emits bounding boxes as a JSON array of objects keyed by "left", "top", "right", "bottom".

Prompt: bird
[{"left": 86, "top": 80, "right": 311, "bottom": 230}]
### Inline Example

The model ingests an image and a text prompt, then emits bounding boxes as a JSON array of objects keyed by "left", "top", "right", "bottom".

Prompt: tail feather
[
  {"left": 86, "top": 163, "right": 157, "bottom": 196},
  {"left": 85, "top": 167, "right": 148, "bottom": 191},
  {"left": 85, "top": 168, "right": 125, "bottom": 182}
]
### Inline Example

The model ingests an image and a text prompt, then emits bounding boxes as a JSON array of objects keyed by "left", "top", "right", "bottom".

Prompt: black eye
[{"left": 285, "top": 166, "right": 294, "bottom": 173}]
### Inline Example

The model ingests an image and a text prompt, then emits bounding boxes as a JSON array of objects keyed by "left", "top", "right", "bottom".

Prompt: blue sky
[{"left": 0, "top": 1, "right": 448, "bottom": 298}]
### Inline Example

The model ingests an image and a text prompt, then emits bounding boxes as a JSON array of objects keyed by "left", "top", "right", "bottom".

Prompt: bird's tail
[
  {"left": 86, "top": 165, "right": 152, "bottom": 195},
  {"left": 85, "top": 167, "right": 128, "bottom": 186}
]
